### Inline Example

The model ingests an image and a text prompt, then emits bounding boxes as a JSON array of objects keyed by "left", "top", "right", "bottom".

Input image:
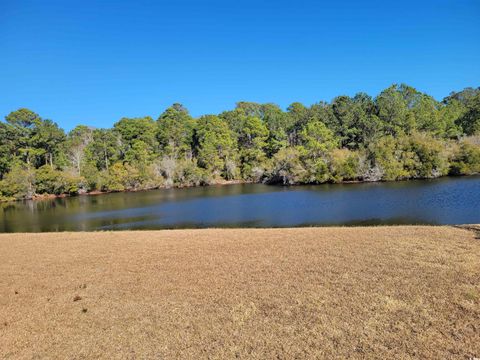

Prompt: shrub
[
  {"left": 0, "top": 165, "right": 36, "bottom": 199},
  {"left": 449, "top": 142, "right": 480, "bottom": 175},
  {"left": 267, "top": 147, "right": 306, "bottom": 185},
  {"left": 329, "top": 149, "right": 360, "bottom": 182}
]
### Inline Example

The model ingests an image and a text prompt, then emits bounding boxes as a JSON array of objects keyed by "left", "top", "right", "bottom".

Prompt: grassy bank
[{"left": 1, "top": 226, "right": 479, "bottom": 359}]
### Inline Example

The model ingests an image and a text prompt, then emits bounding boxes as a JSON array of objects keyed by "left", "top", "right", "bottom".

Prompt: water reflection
[{"left": 1, "top": 176, "right": 479, "bottom": 232}]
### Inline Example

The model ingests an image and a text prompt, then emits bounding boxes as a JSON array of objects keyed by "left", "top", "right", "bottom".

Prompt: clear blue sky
[{"left": 1, "top": 0, "right": 479, "bottom": 130}]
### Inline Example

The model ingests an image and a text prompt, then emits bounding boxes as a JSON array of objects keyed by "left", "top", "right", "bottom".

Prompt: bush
[
  {"left": 35, "top": 166, "right": 83, "bottom": 195},
  {"left": 301, "top": 156, "right": 330, "bottom": 184},
  {"left": 175, "top": 159, "right": 209, "bottom": 186},
  {"left": 329, "top": 149, "right": 360, "bottom": 182},
  {"left": 449, "top": 142, "right": 480, "bottom": 175},
  {"left": 105, "top": 162, "right": 128, "bottom": 191},
  {"left": 0, "top": 165, "right": 36, "bottom": 199},
  {"left": 267, "top": 147, "right": 306, "bottom": 185},
  {"left": 367, "top": 136, "right": 409, "bottom": 181},
  {"left": 407, "top": 134, "right": 450, "bottom": 178},
  {"left": 58, "top": 171, "right": 84, "bottom": 195}
]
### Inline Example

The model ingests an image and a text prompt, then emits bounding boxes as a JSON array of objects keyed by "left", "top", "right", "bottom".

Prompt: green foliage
[
  {"left": 4, "top": 109, "right": 66, "bottom": 168},
  {"left": 65, "top": 125, "right": 93, "bottom": 176},
  {"left": 285, "top": 102, "right": 311, "bottom": 145},
  {"left": 457, "top": 94, "right": 480, "bottom": 135},
  {"left": 0, "top": 122, "right": 16, "bottom": 177},
  {"left": 368, "top": 136, "right": 410, "bottom": 181},
  {"left": 5, "top": 108, "right": 41, "bottom": 128},
  {"left": 105, "top": 162, "right": 129, "bottom": 192},
  {"left": 1, "top": 85, "right": 480, "bottom": 201},
  {"left": 329, "top": 149, "right": 360, "bottom": 182},
  {"left": 174, "top": 159, "right": 208, "bottom": 186},
  {"left": 0, "top": 165, "right": 36, "bottom": 199},
  {"left": 195, "top": 115, "right": 237, "bottom": 177},
  {"left": 60, "top": 172, "right": 84, "bottom": 195},
  {"left": 85, "top": 129, "right": 119, "bottom": 171},
  {"left": 376, "top": 85, "right": 411, "bottom": 136},
  {"left": 298, "top": 119, "right": 338, "bottom": 158},
  {"left": 368, "top": 133, "right": 451, "bottom": 180},
  {"left": 301, "top": 155, "right": 330, "bottom": 184},
  {"left": 324, "top": 94, "right": 383, "bottom": 149},
  {"left": 157, "top": 104, "right": 195, "bottom": 158},
  {"left": 449, "top": 141, "right": 480, "bottom": 175},
  {"left": 34, "top": 166, "right": 83, "bottom": 195},
  {"left": 438, "top": 100, "right": 464, "bottom": 139},
  {"left": 114, "top": 117, "right": 157, "bottom": 147},
  {"left": 78, "top": 163, "right": 103, "bottom": 191},
  {"left": 268, "top": 147, "right": 306, "bottom": 185},
  {"left": 406, "top": 133, "right": 450, "bottom": 178},
  {"left": 31, "top": 119, "right": 66, "bottom": 167},
  {"left": 35, "top": 165, "right": 63, "bottom": 194},
  {"left": 262, "top": 103, "right": 290, "bottom": 155},
  {"left": 237, "top": 116, "right": 269, "bottom": 180},
  {"left": 412, "top": 95, "right": 442, "bottom": 134},
  {"left": 125, "top": 140, "right": 152, "bottom": 165}
]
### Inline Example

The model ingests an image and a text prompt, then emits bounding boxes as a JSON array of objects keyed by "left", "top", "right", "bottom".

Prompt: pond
[{"left": 1, "top": 176, "right": 479, "bottom": 232}]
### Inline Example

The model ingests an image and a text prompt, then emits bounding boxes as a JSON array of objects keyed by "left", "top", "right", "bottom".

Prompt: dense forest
[{"left": 1, "top": 84, "right": 479, "bottom": 202}]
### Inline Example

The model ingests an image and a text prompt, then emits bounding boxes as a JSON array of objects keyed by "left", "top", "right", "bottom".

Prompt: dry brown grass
[{"left": 0, "top": 226, "right": 479, "bottom": 359}]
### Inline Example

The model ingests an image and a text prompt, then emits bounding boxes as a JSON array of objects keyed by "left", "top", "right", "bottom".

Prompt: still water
[{"left": 1, "top": 176, "right": 479, "bottom": 232}]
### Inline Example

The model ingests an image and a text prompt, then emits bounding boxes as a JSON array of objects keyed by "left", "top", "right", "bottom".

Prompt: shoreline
[
  {"left": 1, "top": 178, "right": 251, "bottom": 203},
  {"left": 2, "top": 173, "right": 478, "bottom": 204},
  {"left": 1, "top": 224, "right": 479, "bottom": 236}
]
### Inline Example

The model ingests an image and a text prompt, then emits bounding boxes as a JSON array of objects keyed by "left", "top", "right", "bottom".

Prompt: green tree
[
  {"left": 262, "top": 103, "right": 290, "bottom": 155},
  {"left": 237, "top": 116, "right": 269, "bottom": 180},
  {"left": 0, "top": 122, "right": 18, "bottom": 178},
  {"left": 330, "top": 95, "right": 380, "bottom": 148},
  {"left": 195, "top": 115, "right": 237, "bottom": 177},
  {"left": 65, "top": 125, "right": 93, "bottom": 176},
  {"left": 5, "top": 108, "right": 42, "bottom": 165},
  {"left": 438, "top": 100, "right": 463, "bottom": 139},
  {"left": 296, "top": 120, "right": 338, "bottom": 183},
  {"left": 376, "top": 84, "right": 416, "bottom": 136},
  {"left": 286, "top": 102, "right": 311, "bottom": 145},
  {"left": 31, "top": 119, "right": 66, "bottom": 167},
  {"left": 457, "top": 94, "right": 480, "bottom": 135},
  {"left": 2, "top": 84, "right": 480, "bottom": 201},
  {"left": 85, "top": 129, "right": 119, "bottom": 171},
  {"left": 411, "top": 94, "right": 441, "bottom": 134},
  {"left": 114, "top": 116, "right": 157, "bottom": 159},
  {"left": 157, "top": 104, "right": 195, "bottom": 158},
  {"left": 298, "top": 119, "right": 338, "bottom": 158}
]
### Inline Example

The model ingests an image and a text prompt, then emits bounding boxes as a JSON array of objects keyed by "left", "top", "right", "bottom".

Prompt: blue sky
[{"left": 1, "top": 0, "right": 479, "bottom": 130}]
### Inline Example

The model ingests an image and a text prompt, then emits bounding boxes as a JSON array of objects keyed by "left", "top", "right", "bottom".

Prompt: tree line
[{"left": 1, "top": 84, "right": 479, "bottom": 201}]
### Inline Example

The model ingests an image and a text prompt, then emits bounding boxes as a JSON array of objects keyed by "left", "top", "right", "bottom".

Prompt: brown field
[{"left": 1, "top": 226, "right": 479, "bottom": 359}]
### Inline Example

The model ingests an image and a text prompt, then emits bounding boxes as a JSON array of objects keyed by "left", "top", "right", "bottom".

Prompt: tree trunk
[{"left": 105, "top": 149, "right": 109, "bottom": 171}]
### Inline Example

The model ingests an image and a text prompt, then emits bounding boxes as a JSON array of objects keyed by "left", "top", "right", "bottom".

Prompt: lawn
[{"left": 1, "top": 226, "right": 479, "bottom": 359}]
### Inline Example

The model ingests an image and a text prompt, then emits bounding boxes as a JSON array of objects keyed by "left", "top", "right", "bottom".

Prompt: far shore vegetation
[{"left": 1, "top": 84, "right": 480, "bottom": 202}]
